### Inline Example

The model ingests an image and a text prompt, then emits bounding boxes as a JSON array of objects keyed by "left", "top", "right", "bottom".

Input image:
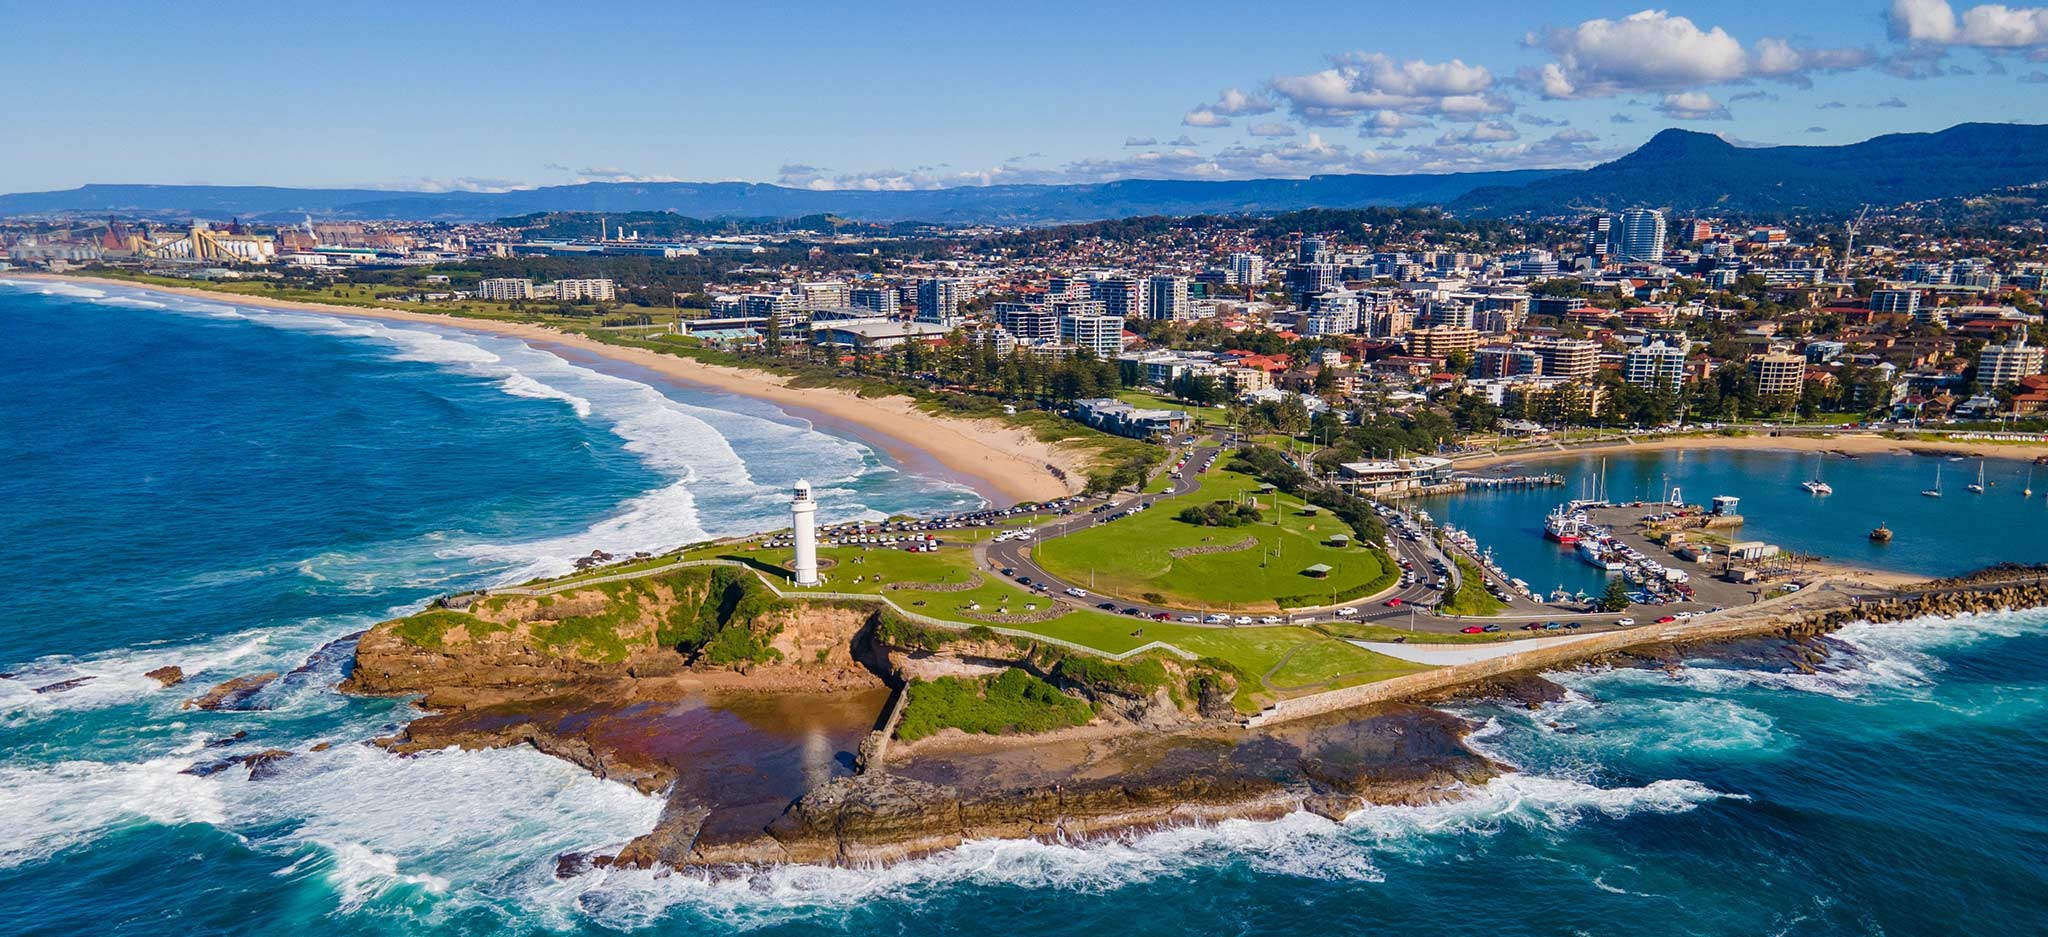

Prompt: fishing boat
[
  {"left": 1922, "top": 464, "right": 1943, "bottom": 498},
  {"left": 1870, "top": 523, "right": 1893, "bottom": 542},
  {"left": 1801, "top": 454, "right": 1832, "bottom": 495},
  {"left": 1967, "top": 459, "right": 1986, "bottom": 494},
  {"left": 1543, "top": 505, "right": 1582, "bottom": 543}
]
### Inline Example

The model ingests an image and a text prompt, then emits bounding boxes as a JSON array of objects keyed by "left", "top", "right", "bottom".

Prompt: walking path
[{"left": 1348, "top": 632, "right": 1611, "bottom": 665}]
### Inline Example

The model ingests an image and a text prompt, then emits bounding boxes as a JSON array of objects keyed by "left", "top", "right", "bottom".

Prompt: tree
[{"left": 1598, "top": 578, "right": 1631, "bottom": 612}]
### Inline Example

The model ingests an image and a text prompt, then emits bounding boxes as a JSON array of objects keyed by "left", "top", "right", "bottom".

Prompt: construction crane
[{"left": 1841, "top": 204, "right": 1871, "bottom": 281}]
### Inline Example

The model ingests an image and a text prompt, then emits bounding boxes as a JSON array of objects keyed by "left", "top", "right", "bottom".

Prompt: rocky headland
[{"left": 311, "top": 561, "right": 2048, "bottom": 873}]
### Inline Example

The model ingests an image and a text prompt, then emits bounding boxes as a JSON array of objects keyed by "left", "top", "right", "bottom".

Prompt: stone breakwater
[{"left": 1249, "top": 569, "right": 2048, "bottom": 727}]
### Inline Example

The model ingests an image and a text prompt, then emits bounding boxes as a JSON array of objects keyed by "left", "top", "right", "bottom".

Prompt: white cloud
[
  {"left": 1268, "top": 51, "right": 1511, "bottom": 125},
  {"left": 1246, "top": 122, "right": 1298, "bottom": 137},
  {"left": 1123, "top": 136, "right": 1158, "bottom": 147},
  {"left": 1361, "top": 110, "right": 1434, "bottom": 138},
  {"left": 1435, "top": 120, "right": 1521, "bottom": 144},
  {"left": 1528, "top": 10, "right": 1871, "bottom": 97},
  {"left": 1551, "top": 127, "right": 1600, "bottom": 143},
  {"left": 1889, "top": 0, "right": 2048, "bottom": 47},
  {"left": 1212, "top": 87, "right": 1278, "bottom": 116},
  {"left": 573, "top": 166, "right": 684, "bottom": 183},
  {"left": 1657, "top": 91, "right": 1733, "bottom": 120},
  {"left": 1182, "top": 109, "right": 1231, "bottom": 128}
]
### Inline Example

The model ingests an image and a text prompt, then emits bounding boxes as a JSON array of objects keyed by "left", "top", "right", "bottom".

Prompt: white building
[
  {"left": 1616, "top": 208, "right": 1666, "bottom": 264},
  {"left": 1624, "top": 339, "right": 1689, "bottom": 392},
  {"left": 1979, "top": 334, "right": 2045, "bottom": 389},
  {"left": 1228, "top": 252, "right": 1266, "bottom": 286},
  {"left": 1061, "top": 312, "right": 1125, "bottom": 359},
  {"left": 477, "top": 277, "right": 535, "bottom": 301},
  {"left": 555, "top": 278, "right": 616, "bottom": 302}
]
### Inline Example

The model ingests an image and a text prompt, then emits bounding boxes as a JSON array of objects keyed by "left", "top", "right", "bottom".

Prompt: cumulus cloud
[
  {"left": 1123, "top": 136, "right": 1158, "bottom": 147},
  {"left": 1518, "top": 113, "right": 1568, "bottom": 127},
  {"left": 394, "top": 176, "right": 531, "bottom": 193},
  {"left": 1267, "top": 51, "right": 1511, "bottom": 126},
  {"left": 1610, "top": 113, "right": 1639, "bottom": 124},
  {"left": 1729, "top": 90, "right": 1779, "bottom": 102},
  {"left": 1888, "top": 0, "right": 2048, "bottom": 48},
  {"left": 1247, "top": 122, "right": 1298, "bottom": 137},
  {"left": 1168, "top": 135, "right": 1199, "bottom": 146},
  {"left": 1181, "top": 87, "right": 1277, "bottom": 127},
  {"left": 1656, "top": 91, "right": 1732, "bottom": 120},
  {"left": 1361, "top": 110, "right": 1434, "bottom": 138},
  {"left": 1551, "top": 127, "right": 1600, "bottom": 143},
  {"left": 1527, "top": 10, "right": 1871, "bottom": 97}
]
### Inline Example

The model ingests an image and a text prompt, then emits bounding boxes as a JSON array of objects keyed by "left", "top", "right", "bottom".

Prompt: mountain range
[{"left": 4, "top": 122, "right": 2045, "bottom": 225}]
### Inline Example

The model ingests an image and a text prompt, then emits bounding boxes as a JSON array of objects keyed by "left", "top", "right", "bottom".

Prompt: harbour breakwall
[{"left": 1248, "top": 569, "right": 2048, "bottom": 727}]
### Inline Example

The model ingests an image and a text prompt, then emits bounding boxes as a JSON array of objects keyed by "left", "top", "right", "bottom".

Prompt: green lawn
[
  {"left": 1117, "top": 389, "right": 1226, "bottom": 426},
  {"left": 1032, "top": 469, "right": 1394, "bottom": 610},
  {"left": 1439, "top": 557, "right": 1508, "bottom": 617},
  {"left": 723, "top": 538, "right": 1420, "bottom": 703}
]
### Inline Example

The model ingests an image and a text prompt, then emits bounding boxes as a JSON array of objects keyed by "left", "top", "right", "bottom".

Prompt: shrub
[
  {"left": 895, "top": 668, "right": 1094, "bottom": 741},
  {"left": 1054, "top": 655, "right": 1171, "bottom": 696}
]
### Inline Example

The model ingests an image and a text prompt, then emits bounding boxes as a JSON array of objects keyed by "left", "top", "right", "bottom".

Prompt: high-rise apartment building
[
  {"left": 915, "top": 277, "right": 966, "bottom": 326},
  {"left": 1748, "top": 352, "right": 1807, "bottom": 398},
  {"left": 1146, "top": 275, "right": 1190, "bottom": 320},
  {"left": 1979, "top": 334, "right": 2045, "bottom": 389},
  {"left": 1624, "top": 339, "right": 1689, "bottom": 392},
  {"left": 1528, "top": 337, "right": 1601, "bottom": 382},
  {"left": 1060, "top": 313, "right": 1125, "bottom": 359}
]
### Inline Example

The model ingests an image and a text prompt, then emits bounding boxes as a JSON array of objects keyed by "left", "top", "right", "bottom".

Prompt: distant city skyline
[{"left": 4, "top": 0, "right": 2047, "bottom": 194}]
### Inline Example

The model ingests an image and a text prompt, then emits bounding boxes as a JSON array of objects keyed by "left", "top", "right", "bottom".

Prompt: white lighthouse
[{"left": 790, "top": 479, "right": 820, "bottom": 586}]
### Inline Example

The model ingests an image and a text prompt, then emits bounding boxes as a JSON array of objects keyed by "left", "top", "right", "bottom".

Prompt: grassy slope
[
  {"left": 1438, "top": 557, "right": 1508, "bottom": 617},
  {"left": 1032, "top": 469, "right": 1393, "bottom": 610}
]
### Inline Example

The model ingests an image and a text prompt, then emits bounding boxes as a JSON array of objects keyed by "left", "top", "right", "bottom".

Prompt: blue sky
[{"left": 2, "top": 0, "right": 2045, "bottom": 193}]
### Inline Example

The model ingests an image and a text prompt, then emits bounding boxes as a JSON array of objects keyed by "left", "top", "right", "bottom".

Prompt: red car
[
  {"left": 1656, "top": 615, "right": 1677, "bottom": 624},
  {"left": 1461, "top": 626, "right": 1485, "bottom": 634},
  {"left": 1384, "top": 598, "right": 1403, "bottom": 607}
]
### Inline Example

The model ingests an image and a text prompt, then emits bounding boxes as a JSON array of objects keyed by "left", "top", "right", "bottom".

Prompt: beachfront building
[
  {"left": 477, "top": 277, "right": 535, "bottom": 301},
  {"left": 554, "top": 278, "right": 616, "bottom": 302},
  {"left": 1624, "top": 339, "right": 1689, "bottom": 392},
  {"left": 1748, "top": 351, "right": 1807, "bottom": 398},
  {"left": 811, "top": 319, "right": 952, "bottom": 351},
  {"left": 1979, "top": 334, "right": 2046, "bottom": 389},
  {"left": 790, "top": 479, "right": 819, "bottom": 586},
  {"left": 1071, "top": 398, "right": 1189, "bottom": 440},
  {"left": 994, "top": 301, "right": 1060, "bottom": 342},
  {"left": 1528, "top": 337, "right": 1601, "bottom": 382}
]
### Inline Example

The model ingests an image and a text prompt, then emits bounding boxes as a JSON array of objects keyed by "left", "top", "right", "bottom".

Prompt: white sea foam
[
  {"left": 0, "top": 754, "right": 226, "bottom": 869},
  {"left": 544, "top": 771, "right": 1737, "bottom": 930}
]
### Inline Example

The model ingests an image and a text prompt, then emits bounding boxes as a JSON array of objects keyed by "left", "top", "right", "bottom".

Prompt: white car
[
  {"left": 1064, "top": 587, "right": 1086, "bottom": 597},
  {"left": 1178, "top": 616, "right": 1200, "bottom": 623},
  {"left": 1259, "top": 616, "right": 1283, "bottom": 624},
  {"left": 1335, "top": 607, "right": 1359, "bottom": 618},
  {"left": 1615, "top": 617, "right": 1637, "bottom": 626},
  {"left": 1204, "top": 613, "right": 1230, "bottom": 623},
  {"left": 1234, "top": 616, "right": 1254, "bottom": 625}
]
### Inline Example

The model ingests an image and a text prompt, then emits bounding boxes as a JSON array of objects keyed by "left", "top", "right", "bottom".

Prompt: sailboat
[
  {"left": 2024, "top": 465, "right": 2033, "bottom": 498},
  {"left": 1967, "top": 459, "right": 1986, "bottom": 494},
  {"left": 1801, "top": 452, "right": 1833, "bottom": 495},
  {"left": 1922, "top": 464, "right": 1944, "bottom": 498}
]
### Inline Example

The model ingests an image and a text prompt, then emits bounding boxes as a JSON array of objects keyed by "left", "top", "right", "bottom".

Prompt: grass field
[
  {"left": 1033, "top": 469, "right": 1394, "bottom": 610},
  {"left": 1439, "top": 557, "right": 1508, "bottom": 617},
  {"left": 717, "top": 537, "right": 1422, "bottom": 704}
]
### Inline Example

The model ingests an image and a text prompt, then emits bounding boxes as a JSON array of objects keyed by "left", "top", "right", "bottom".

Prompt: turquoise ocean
[{"left": 2, "top": 279, "right": 2043, "bottom": 935}]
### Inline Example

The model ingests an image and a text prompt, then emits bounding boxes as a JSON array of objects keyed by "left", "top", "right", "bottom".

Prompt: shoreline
[
  {"left": 1453, "top": 431, "right": 2048, "bottom": 471},
  {"left": 7, "top": 272, "right": 1087, "bottom": 507}
]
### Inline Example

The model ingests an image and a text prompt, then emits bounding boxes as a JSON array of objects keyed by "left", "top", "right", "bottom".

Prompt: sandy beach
[
  {"left": 1453, "top": 431, "right": 2048, "bottom": 471},
  {"left": 13, "top": 273, "right": 1089, "bottom": 505}
]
